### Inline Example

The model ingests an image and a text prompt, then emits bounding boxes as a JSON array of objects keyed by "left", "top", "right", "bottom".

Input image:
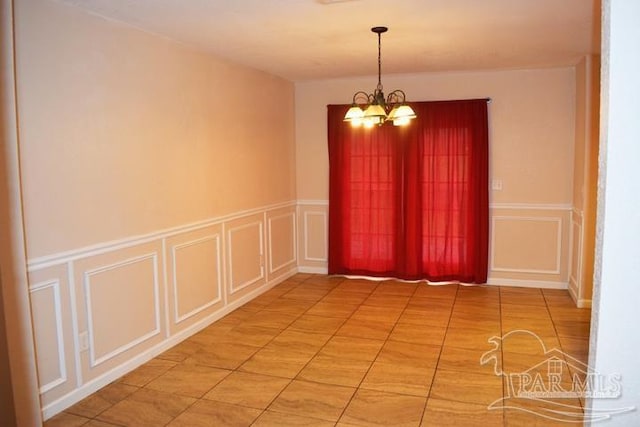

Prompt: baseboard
[
  {"left": 568, "top": 280, "right": 580, "bottom": 303},
  {"left": 297, "top": 266, "right": 328, "bottom": 274},
  {"left": 41, "top": 267, "right": 297, "bottom": 420},
  {"left": 566, "top": 281, "right": 592, "bottom": 307},
  {"left": 486, "top": 277, "right": 568, "bottom": 289},
  {"left": 297, "top": 270, "right": 569, "bottom": 290},
  {"left": 576, "top": 299, "right": 592, "bottom": 309}
]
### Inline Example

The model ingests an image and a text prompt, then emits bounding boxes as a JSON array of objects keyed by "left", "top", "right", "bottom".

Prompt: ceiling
[{"left": 57, "top": 0, "right": 600, "bottom": 82}]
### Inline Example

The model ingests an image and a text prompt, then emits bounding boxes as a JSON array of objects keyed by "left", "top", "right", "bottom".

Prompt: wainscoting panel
[
  {"left": 488, "top": 205, "right": 571, "bottom": 287},
  {"left": 569, "top": 210, "right": 583, "bottom": 300},
  {"left": 27, "top": 202, "right": 298, "bottom": 419},
  {"left": 297, "top": 201, "right": 572, "bottom": 286},
  {"left": 31, "top": 280, "right": 66, "bottom": 390},
  {"left": 165, "top": 225, "right": 224, "bottom": 334},
  {"left": 28, "top": 263, "right": 77, "bottom": 408},
  {"left": 267, "top": 207, "right": 297, "bottom": 281},
  {"left": 84, "top": 254, "right": 160, "bottom": 367},
  {"left": 491, "top": 216, "right": 562, "bottom": 274},
  {"left": 225, "top": 214, "right": 265, "bottom": 302},
  {"left": 568, "top": 208, "right": 593, "bottom": 307},
  {"left": 72, "top": 241, "right": 165, "bottom": 382},
  {"left": 297, "top": 201, "right": 328, "bottom": 273}
]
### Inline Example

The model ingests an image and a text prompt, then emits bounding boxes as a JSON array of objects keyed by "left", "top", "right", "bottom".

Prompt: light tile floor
[{"left": 45, "top": 274, "right": 592, "bottom": 427}]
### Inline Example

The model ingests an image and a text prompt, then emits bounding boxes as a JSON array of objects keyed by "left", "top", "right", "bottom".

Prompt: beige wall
[
  {"left": 16, "top": 0, "right": 296, "bottom": 259},
  {"left": 296, "top": 68, "right": 577, "bottom": 287},
  {"left": 296, "top": 68, "right": 575, "bottom": 202},
  {"left": 15, "top": 0, "right": 297, "bottom": 419}
]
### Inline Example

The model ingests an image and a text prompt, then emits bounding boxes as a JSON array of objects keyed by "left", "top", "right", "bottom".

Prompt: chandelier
[{"left": 343, "top": 26, "right": 417, "bottom": 127}]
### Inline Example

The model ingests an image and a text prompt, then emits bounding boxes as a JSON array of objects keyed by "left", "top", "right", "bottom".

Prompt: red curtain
[{"left": 328, "top": 99, "right": 489, "bottom": 283}]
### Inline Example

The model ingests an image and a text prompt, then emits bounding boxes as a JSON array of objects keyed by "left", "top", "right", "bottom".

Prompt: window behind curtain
[{"left": 328, "top": 99, "right": 489, "bottom": 283}]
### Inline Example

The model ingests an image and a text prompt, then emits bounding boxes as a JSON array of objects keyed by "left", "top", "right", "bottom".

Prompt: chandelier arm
[
  {"left": 386, "top": 89, "right": 408, "bottom": 106},
  {"left": 351, "top": 90, "right": 372, "bottom": 105}
]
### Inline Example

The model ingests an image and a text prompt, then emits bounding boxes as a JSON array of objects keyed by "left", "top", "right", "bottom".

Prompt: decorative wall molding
[
  {"left": 171, "top": 235, "right": 223, "bottom": 324},
  {"left": 31, "top": 198, "right": 585, "bottom": 420},
  {"left": 67, "top": 261, "right": 83, "bottom": 387},
  {"left": 227, "top": 220, "right": 265, "bottom": 295},
  {"left": 297, "top": 199, "right": 329, "bottom": 206},
  {"left": 40, "top": 266, "right": 297, "bottom": 420},
  {"left": 30, "top": 279, "right": 67, "bottom": 394},
  {"left": 569, "top": 210, "right": 593, "bottom": 309},
  {"left": 267, "top": 212, "right": 297, "bottom": 273},
  {"left": 83, "top": 253, "right": 161, "bottom": 368},
  {"left": 161, "top": 240, "right": 171, "bottom": 339},
  {"left": 29, "top": 200, "right": 575, "bottom": 278},
  {"left": 297, "top": 200, "right": 572, "bottom": 278},
  {"left": 298, "top": 200, "right": 574, "bottom": 211},
  {"left": 29, "top": 202, "right": 298, "bottom": 413},
  {"left": 28, "top": 201, "right": 297, "bottom": 271},
  {"left": 29, "top": 201, "right": 297, "bottom": 419},
  {"left": 490, "top": 202, "right": 573, "bottom": 211},
  {"left": 568, "top": 278, "right": 592, "bottom": 308},
  {"left": 303, "top": 211, "right": 328, "bottom": 262},
  {"left": 569, "top": 219, "right": 583, "bottom": 292},
  {"left": 490, "top": 215, "right": 563, "bottom": 275},
  {"left": 568, "top": 277, "right": 580, "bottom": 303}
]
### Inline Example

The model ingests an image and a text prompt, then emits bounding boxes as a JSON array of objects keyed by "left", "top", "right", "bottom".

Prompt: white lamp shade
[
  {"left": 387, "top": 105, "right": 416, "bottom": 122},
  {"left": 363, "top": 104, "right": 387, "bottom": 119},
  {"left": 344, "top": 106, "right": 365, "bottom": 122}
]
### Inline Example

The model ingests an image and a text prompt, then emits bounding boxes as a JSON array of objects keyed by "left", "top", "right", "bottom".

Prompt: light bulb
[{"left": 393, "top": 117, "right": 411, "bottom": 126}]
